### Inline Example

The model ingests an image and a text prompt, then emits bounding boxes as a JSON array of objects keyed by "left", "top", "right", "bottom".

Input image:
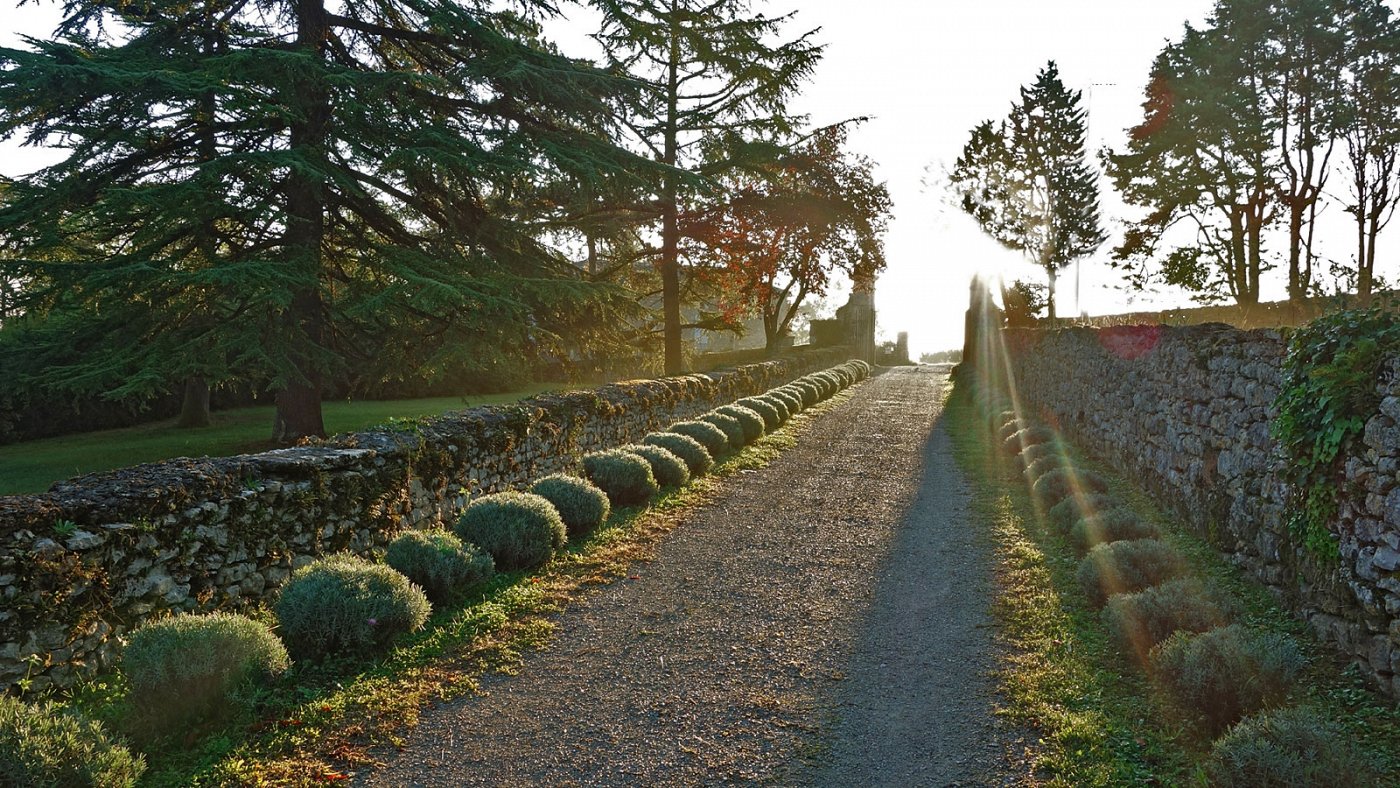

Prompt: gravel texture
[{"left": 361, "top": 366, "right": 1019, "bottom": 786}]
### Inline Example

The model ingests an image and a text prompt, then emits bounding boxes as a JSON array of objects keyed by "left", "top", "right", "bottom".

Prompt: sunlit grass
[
  {"left": 947, "top": 391, "right": 1188, "bottom": 786},
  {"left": 0, "top": 387, "right": 560, "bottom": 496}
]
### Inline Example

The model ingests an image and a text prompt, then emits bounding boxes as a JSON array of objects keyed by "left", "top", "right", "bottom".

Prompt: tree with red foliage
[{"left": 684, "top": 125, "right": 891, "bottom": 350}]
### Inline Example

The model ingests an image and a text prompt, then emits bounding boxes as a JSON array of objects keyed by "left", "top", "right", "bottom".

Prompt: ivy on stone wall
[{"left": 1274, "top": 307, "right": 1400, "bottom": 559}]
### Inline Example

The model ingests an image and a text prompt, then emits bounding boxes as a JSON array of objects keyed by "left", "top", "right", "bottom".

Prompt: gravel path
[{"left": 361, "top": 366, "right": 1019, "bottom": 787}]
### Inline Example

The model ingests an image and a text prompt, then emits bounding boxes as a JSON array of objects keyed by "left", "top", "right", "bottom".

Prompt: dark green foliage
[
  {"left": 1274, "top": 308, "right": 1400, "bottom": 558},
  {"left": 642, "top": 432, "right": 713, "bottom": 476},
  {"left": 1151, "top": 625, "right": 1304, "bottom": 735},
  {"left": 385, "top": 529, "right": 495, "bottom": 603},
  {"left": 455, "top": 492, "right": 569, "bottom": 570},
  {"left": 1003, "top": 425, "right": 1058, "bottom": 455},
  {"left": 529, "top": 474, "right": 611, "bottom": 535},
  {"left": 274, "top": 554, "right": 431, "bottom": 663},
  {"left": 621, "top": 444, "right": 690, "bottom": 489},
  {"left": 847, "top": 359, "right": 871, "bottom": 378},
  {"left": 699, "top": 412, "right": 746, "bottom": 448},
  {"left": 1030, "top": 465, "right": 1110, "bottom": 507},
  {"left": 1077, "top": 538, "right": 1186, "bottom": 608},
  {"left": 668, "top": 420, "right": 730, "bottom": 457},
  {"left": 1102, "top": 578, "right": 1230, "bottom": 665},
  {"left": 715, "top": 404, "right": 765, "bottom": 444},
  {"left": 1206, "top": 706, "right": 1378, "bottom": 787},
  {"left": 0, "top": 695, "right": 145, "bottom": 787},
  {"left": 737, "top": 396, "right": 783, "bottom": 430},
  {"left": 122, "top": 612, "right": 290, "bottom": 723},
  {"left": 1069, "top": 509, "right": 1159, "bottom": 555},
  {"left": 1047, "top": 492, "right": 1119, "bottom": 533},
  {"left": 0, "top": 0, "right": 663, "bottom": 441},
  {"left": 581, "top": 449, "right": 659, "bottom": 506}
]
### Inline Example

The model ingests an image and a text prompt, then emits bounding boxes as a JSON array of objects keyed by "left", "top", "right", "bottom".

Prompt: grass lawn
[{"left": 0, "top": 386, "right": 560, "bottom": 496}]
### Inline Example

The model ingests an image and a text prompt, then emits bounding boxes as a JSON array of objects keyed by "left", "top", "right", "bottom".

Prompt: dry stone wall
[
  {"left": 1004, "top": 324, "right": 1400, "bottom": 697},
  {"left": 0, "top": 348, "right": 847, "bottom": 693}
]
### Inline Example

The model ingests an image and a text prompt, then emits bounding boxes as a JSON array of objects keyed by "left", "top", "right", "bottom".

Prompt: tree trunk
[
  {"left": 274, "top": 0, "right": 329, "bottom": 442},
  {"left": 177, "top": 377, "right": 211, "bottom": 428},
  {"left": 660, "top": 13, "right": 684, "bottom": 375},
  {"left": 1286, "top": 198, "right": 1306, "bottom": 301},
  {"left": 1046, "top": 267, "right": 1057, "bottom": 321}
]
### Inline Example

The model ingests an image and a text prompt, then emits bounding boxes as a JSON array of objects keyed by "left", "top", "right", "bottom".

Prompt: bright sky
[{"left": 6, "top": 0, "right": 1383, "bottom": 356}]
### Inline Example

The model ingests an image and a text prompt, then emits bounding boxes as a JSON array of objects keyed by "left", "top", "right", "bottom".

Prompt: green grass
[
  {"left": 947, "top": 387, "right": 1400, "bottom": 785},
  {"left": 0, "top": 387, "right": 559, "bottom": 496}
]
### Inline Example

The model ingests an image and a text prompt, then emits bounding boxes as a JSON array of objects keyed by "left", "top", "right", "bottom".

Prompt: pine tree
[
  {"left": 0, "top": 0, "right": 656, "bottom": 441},
  {"left": 951, "top": 62, "right": 1105, "bottom": 319},
  {"left": 592, "top": 0, "right": 823, "bottom": 374}
]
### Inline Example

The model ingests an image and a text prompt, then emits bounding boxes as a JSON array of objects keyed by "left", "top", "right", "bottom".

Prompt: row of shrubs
[
  {"left": 0, "top": 360, "right": 871, "bottom": 786},
  {"left": 974, "top": 387, "right": 1378, "bottom": 786}
]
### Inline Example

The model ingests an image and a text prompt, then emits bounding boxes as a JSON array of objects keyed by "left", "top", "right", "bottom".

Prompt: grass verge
[
  {"left": 946, "top": 388, "right": 1400, "bottom": 785},
  {"left": 64, "top": 388, "right": 855, "bottom": 787},
  {"left": 0, "top": 387, "right": 561, "bottom": 496}
]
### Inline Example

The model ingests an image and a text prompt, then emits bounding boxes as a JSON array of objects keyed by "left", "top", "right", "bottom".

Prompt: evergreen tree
[
  {"left": 592, "top": 0, "right": 823, "bottom": 374},
  {"left": 0, "top": 0, "right": 656, "bottom": 441},
  {"left": 951, "top": 62, "right": 1105, "bottom": 319}
]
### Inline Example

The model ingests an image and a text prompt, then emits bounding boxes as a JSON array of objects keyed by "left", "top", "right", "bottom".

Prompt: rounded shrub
[
  {"left": 716, "top": 404, "right": 765, "bottom": 444},
  {"left": 762, "top": 394, "right": 792, "bottom": 424},
  {"left": 668, "top": 419, "right": 730, "bottom": 457},
  {"left": 581, "top": 449, "right": 659, "bottom": 506},
  {"left": 274, "top": 553, "right": 431, "bottom": 662},
  {"left": 0, "top": 696, "right": 145, "bottom": 787},
  {"left": 1047, "top": 492, "right": 1119, "bottom": 533},
  {"left": 830, "top": 366, "right": 854, "bottom": 387},
  {"left": 386, "top": 529, "right": 495, "bottom": 603},
  {"left": 642, "top": 432, "right": 713, "bottom": 476},
  {"left": 1077, "top": 538, "right": 1186, "bottom": 608},
  {"left": 123, "top": 612, "right": 290, "bottom": 722},
  {"left": 455, "top": 491, "right": 568, "bottom": 570},
  {"left": 997, "top": 417, "right": 1030, "bottom": 444},
  {"left": 786, "top": 381, "right": 820, "bottom": 407},
  {"left": 1069, "top": 509, "right": 1159, "bottom": 555},
  {"left": 1102, "top": 578, "right": 1230, "bottom": 665},
  {"left": 1030, "top": 466, "right": 1110, "bottom": 507},
  {"left": 1150, "top": 625, "right": 1304, "bottom": 735},
  {"left": 736, "top": 397, "right": 783, "bottom": 431},
  {"left": 1022, "top": 455, "right": 1066, "bottom": 484},
  {"left": 1002, "top": 425, "right": 1058, "bottom": 456},
  {"left": 809, "top": 372, "right": 839, "bottom": 397},
  {"left": 1019, "top": 440, "right": 1066, "bottom": 470},
  {"left": 699, "top": 412, "right": 746, "bottom": 449},
  {"left": 848, "top": 359, "right": 872, "bottom": 378},
  {"left": 621, "top": 444, "right": 690, "bottom": 489},
  {"left": 767, "top": 388, "right": 803, "bottom": 415},
  {"left": 1205, "top": 706, "right": 1377, "bottom": 787},
  {"left": 530, "top": 473, "right": 610, "bottom": 534}
]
